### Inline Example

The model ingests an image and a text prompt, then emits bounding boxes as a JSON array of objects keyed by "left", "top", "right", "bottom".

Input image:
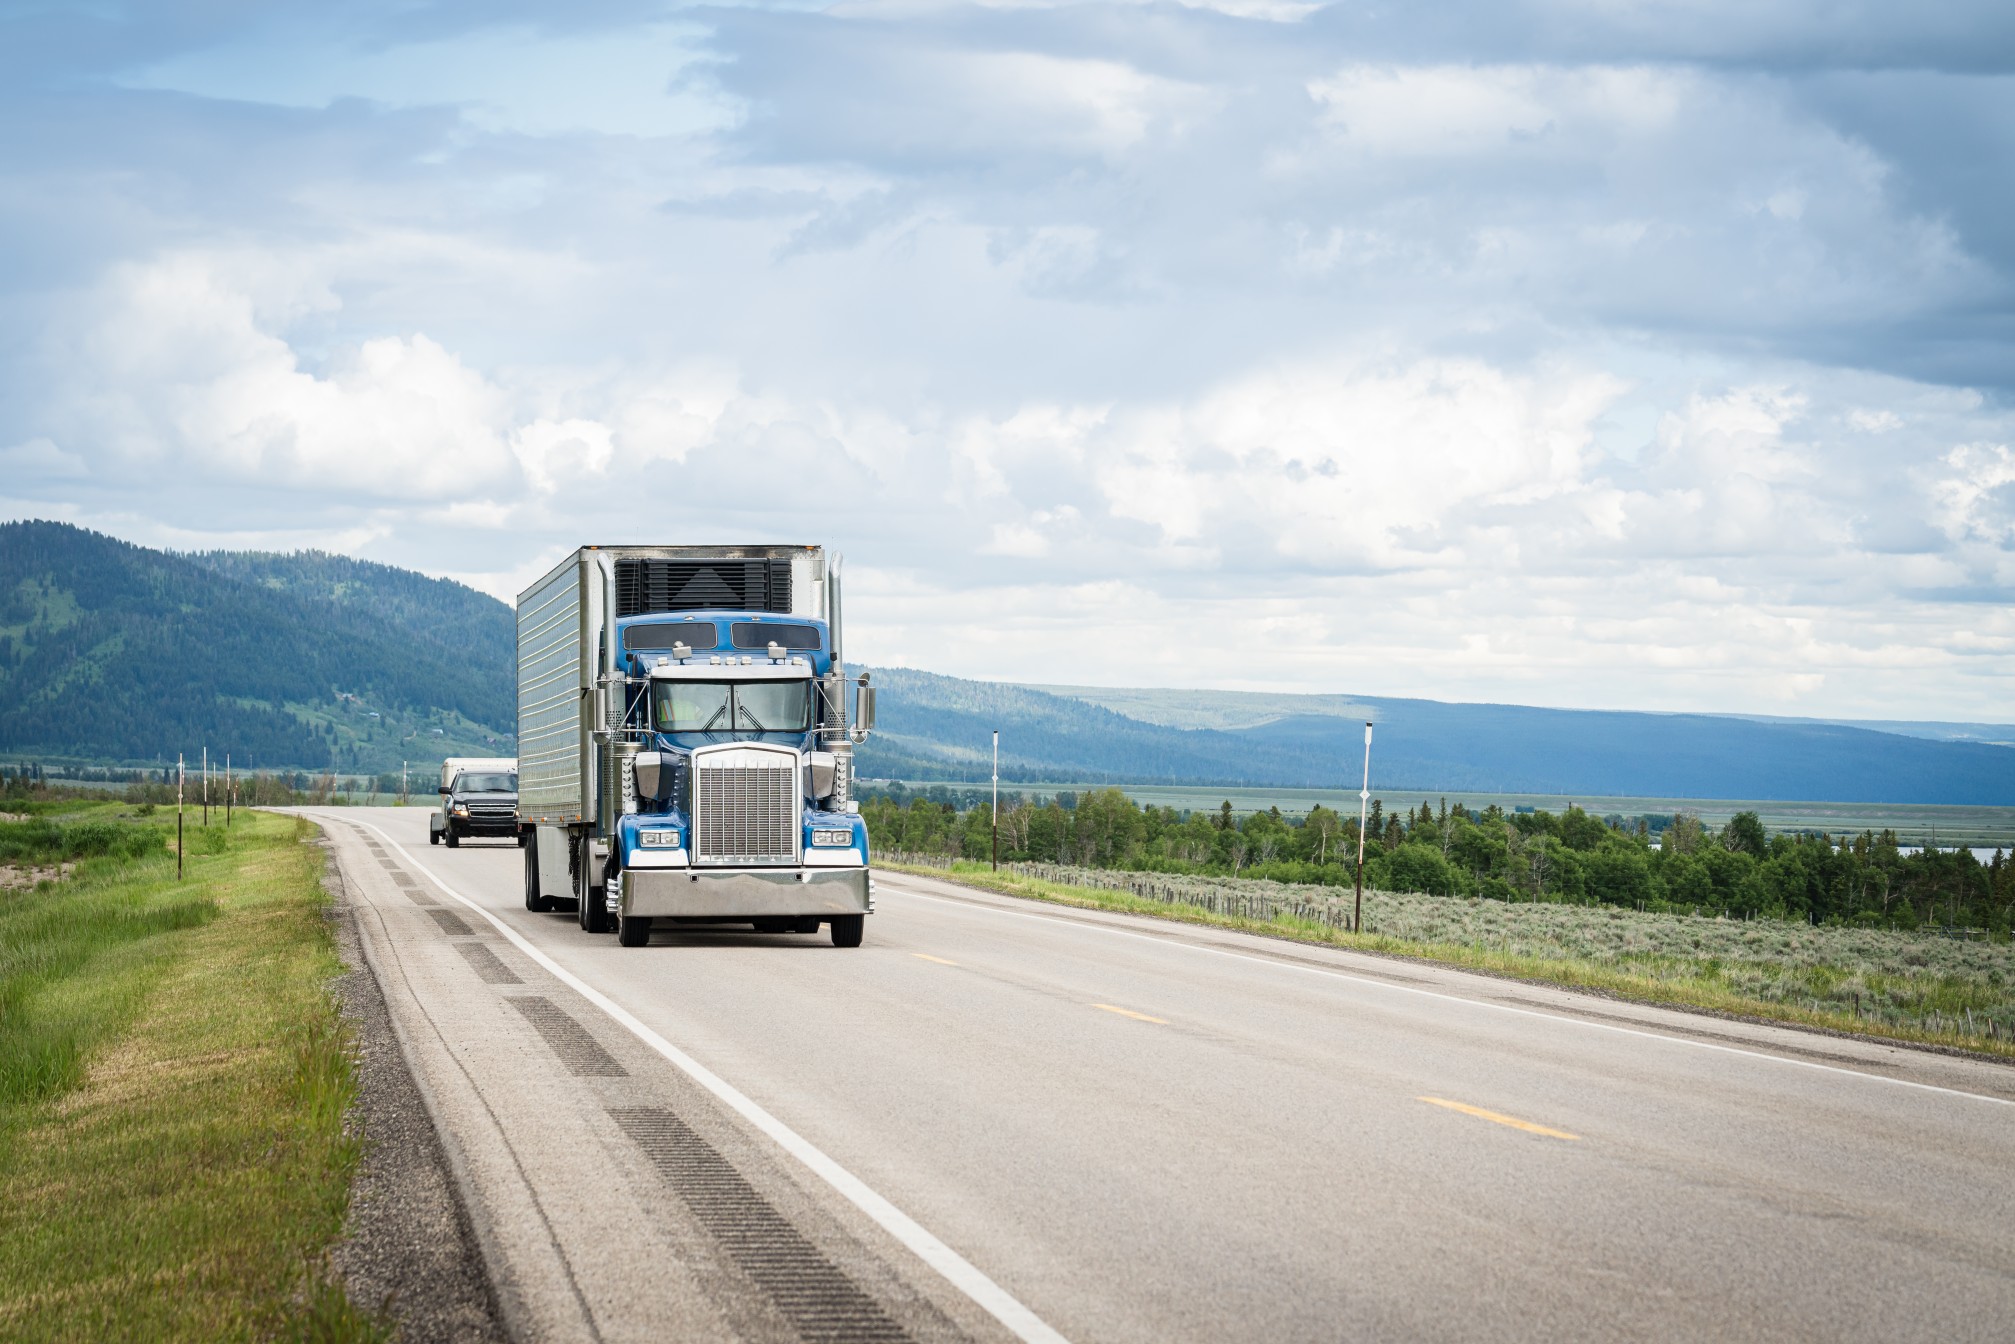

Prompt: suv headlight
[
  {"left": 811, "top": 828, "right": 854, "bottom": 848},
  {"left": 638, "top": 829, "right": 681, "bottom": 848},
  {"left": 452, "top": 803, "right": 469, "bottom": 816}
]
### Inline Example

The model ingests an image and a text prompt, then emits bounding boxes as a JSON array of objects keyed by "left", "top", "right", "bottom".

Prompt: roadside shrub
[{"left": 0, "top": 818, "right": 168, "bottom": 866}]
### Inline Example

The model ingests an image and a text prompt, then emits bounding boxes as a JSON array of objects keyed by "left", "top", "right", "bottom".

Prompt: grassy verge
[
  {"left": 0, "top": 806, "right": 386, "bottom": 1341},
  {"left": 886, "top": 859, "right": 2015, "bottom": 1061}
]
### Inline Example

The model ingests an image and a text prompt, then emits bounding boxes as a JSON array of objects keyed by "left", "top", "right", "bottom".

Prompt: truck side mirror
[{"left": 851, "top": 685, "right": 876, "bottom": 743}]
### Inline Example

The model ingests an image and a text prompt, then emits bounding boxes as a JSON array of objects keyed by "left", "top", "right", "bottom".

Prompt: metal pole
[
  {"left": 1355, "top": 721, "right": 1372, "bottom": 935},
  {"left": 226, "top": 754, "right": 232, "bottom": 827},
  {"left": 992, "top": 730, "right": 999, "bottom": 871},
  {"left": 177, "top": 753, "right": 185, "bottom": 881},
  {"left": 202, "top": 746, "right": 209, "bottom": 826},
  {"left": 402, "top": 761, "right": 408, "bottom": 806}
]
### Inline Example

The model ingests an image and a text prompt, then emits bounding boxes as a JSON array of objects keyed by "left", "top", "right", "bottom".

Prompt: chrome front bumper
[{"left": 619, "top": 866, "right": 870, "bottom": 919}]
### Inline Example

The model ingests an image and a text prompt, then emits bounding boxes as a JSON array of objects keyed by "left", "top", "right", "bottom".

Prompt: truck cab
[{"left": 608, "top": 611, "right": 871, "bottom": 941}]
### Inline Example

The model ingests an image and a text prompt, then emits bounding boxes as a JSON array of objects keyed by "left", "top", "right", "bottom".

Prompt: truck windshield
[
  {"left": 652, "top": 681, "right": 810, "bottom": 733},
  {"left": 455, "top": 773, "right": 517, "bottom": 793}
]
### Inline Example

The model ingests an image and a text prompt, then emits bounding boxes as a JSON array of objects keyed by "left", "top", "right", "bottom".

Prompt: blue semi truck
[{"left": 516, "top": 545, "right": 877, "bottom": 948}]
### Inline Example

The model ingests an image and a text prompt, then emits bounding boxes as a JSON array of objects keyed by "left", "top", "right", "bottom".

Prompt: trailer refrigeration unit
[{"left": 517, "top": 545, "right": 877, "bottom": 948}]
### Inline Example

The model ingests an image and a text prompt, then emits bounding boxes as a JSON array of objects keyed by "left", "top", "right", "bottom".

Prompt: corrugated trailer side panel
[{"left": 517, "top": 552, "right": 587, "bottom": 824}]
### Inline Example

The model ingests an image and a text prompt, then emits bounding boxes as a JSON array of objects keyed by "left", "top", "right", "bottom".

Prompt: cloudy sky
[{"left": 3, "top": 2, "right": 2012, "bottom": 720}]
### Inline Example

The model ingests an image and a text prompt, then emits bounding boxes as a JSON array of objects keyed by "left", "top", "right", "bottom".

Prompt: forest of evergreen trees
[{"left": 863, "top": 788, "right": 2015, "bottom": 932}]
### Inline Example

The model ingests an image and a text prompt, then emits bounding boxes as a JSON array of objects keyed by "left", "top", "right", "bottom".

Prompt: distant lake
[{"left": 1899, "top": 845, "right": 2003, "bottom": 862}]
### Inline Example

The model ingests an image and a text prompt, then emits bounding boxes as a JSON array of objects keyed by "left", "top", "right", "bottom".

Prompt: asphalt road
[{"left": 313, "top": 808, "right": 2015, "bottom": 1343}]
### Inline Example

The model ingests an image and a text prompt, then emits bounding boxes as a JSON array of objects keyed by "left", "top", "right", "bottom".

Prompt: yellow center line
[
  {"left": 1092, "top": 1003, "right": 1169, "bottom": 1025},
  {"left": 912, "top": 953, "right": 961, "bottom": 966},
  {"left": 1418, "top": 1096, "right": 1580, "bottom": 1141}
]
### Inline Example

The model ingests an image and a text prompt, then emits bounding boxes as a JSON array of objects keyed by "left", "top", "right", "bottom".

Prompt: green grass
[
  {"left": 0, "top": 807, "right": 387, "bottom": 1341},
  {"left": 889, "top": 859, "right": 2015, "bottom": 1059}
]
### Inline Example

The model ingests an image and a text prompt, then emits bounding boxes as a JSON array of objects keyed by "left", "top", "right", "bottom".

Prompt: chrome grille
[{"left": 694, "top": 748, "right": 799, "bottom": 866}]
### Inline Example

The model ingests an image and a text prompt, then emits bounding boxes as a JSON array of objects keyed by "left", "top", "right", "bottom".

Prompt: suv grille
[{"left": 694, "top": 748, "right": 799, "bottom": 866}]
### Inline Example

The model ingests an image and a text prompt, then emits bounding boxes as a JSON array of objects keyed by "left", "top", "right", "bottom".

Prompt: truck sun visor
[
  {"left": 627, "top": 621, "right": 719, "bottom": 652},
  {"left": 729, "top": 621, "right": 820, "bottom": 650}
]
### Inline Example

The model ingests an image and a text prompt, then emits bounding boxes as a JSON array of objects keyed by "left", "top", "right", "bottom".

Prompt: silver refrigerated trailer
[{"left": 516, "top": 545, "right": 877, "bottom": 948}]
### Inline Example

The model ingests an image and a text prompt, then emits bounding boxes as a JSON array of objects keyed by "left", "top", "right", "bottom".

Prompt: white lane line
[
  {"left": 346, "top": 818, "right": 1070, "bottom": 1344},
  {"left": 880, "top": 879, "right": 2015, "bottom": 1110}
]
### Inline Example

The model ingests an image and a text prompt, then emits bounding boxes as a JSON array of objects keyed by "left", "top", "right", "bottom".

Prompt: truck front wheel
[
  {"left": 445, "top": 825, "right": 460, "bottom": 849},
  {"left": 617, "top": 914, "right": 651, "bottom": 947},
  {"left": 830, "top": 915, "right": 864, "bottom": 948}
]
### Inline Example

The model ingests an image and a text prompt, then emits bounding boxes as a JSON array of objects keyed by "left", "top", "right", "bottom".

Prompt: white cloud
[
  {"left": 125, "top": 23, "right": 732, "bottom": 140},
  {"left": 3, "top": 3, "right": 2014, "bottom": 723},
  {"left": 1307, "top": 64, "right": 1683, "bottom": 158}
]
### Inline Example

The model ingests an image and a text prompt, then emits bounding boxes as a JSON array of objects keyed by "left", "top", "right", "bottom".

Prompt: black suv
[{"left": 432, "top": 769, "right": 520, "bottom": 847}]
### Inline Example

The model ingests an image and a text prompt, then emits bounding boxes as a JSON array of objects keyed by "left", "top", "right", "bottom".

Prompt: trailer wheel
[
  {"left": 524, "top": 836, "right": 553, "bottom": 912},
  {"left": 430, "top": 830, "right": 440, "bottom": 846},
  {"left": 830, "top": 915, "right": 864, "bottom": 948},
  {"left": 445, "top": 826, "right": 460, "bottom": 849},
  {"left": 617, "top": 914, "right": 651, "bottom": 947}
]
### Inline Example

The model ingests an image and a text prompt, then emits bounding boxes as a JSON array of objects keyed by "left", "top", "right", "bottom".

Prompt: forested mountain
[
  {"left": 189, "top": 548, "right": 513, "bottom": 681},
  {"left": 0, "top": 522, "right": 513, "bottom": 771}
]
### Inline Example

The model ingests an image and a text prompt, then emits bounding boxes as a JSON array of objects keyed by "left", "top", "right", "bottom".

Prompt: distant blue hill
[{"left": 857, "top": 669, "right": 2015, "bottom": 806}]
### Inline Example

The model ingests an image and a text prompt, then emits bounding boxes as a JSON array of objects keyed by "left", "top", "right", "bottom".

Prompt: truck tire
[
  {"left": 830, "top": 915, "right": 864, "bottom": 948},
  {"left": 524, "top": 836, "right": 553, "bottom": 912},
  {"left": 617, "top": 914, "right": 651, "bottom": 947},
  {"left": 445, "top": 825, "right": 460, "bottom": 849},
  {"left": 578, "top": 853, "right": 611, "bottom": 934},
  {"left": 517, "top": 828, "right": 530, "bottom": 848}
]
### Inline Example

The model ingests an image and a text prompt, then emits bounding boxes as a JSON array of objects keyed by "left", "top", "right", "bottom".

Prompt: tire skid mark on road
[
  {"left": 425, "top": 907, "right": 475, "bottom": 937},
  {"left": 456, "top": 941, "right": 523, "bottom": 986},
  {"left": 614, "top": 1107, "right": 919, "bottom": 1344},
  {"left": 506, "top": 997, "right": 629, "bottom": 1077}
]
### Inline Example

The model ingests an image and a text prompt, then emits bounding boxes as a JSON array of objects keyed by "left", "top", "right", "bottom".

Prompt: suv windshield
[
  {"left": 652, "top": 681, "right": 811, "bottom": 733},
  {"left": 454, "top": 773, "right": 517, "bottom": 793}
]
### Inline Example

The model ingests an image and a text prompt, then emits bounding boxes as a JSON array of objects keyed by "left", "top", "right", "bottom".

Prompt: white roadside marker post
[{"left": 1355, "top": 721, "right": 1372, "bottom": 936}]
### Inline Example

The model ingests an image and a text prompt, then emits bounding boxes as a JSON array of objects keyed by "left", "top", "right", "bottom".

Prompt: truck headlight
[
  {"left": 638, "top": 829, "right": 681, "bottom": 848},
  {"left": 811, "top": 828, "right": 854, "bottom": 847}
]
